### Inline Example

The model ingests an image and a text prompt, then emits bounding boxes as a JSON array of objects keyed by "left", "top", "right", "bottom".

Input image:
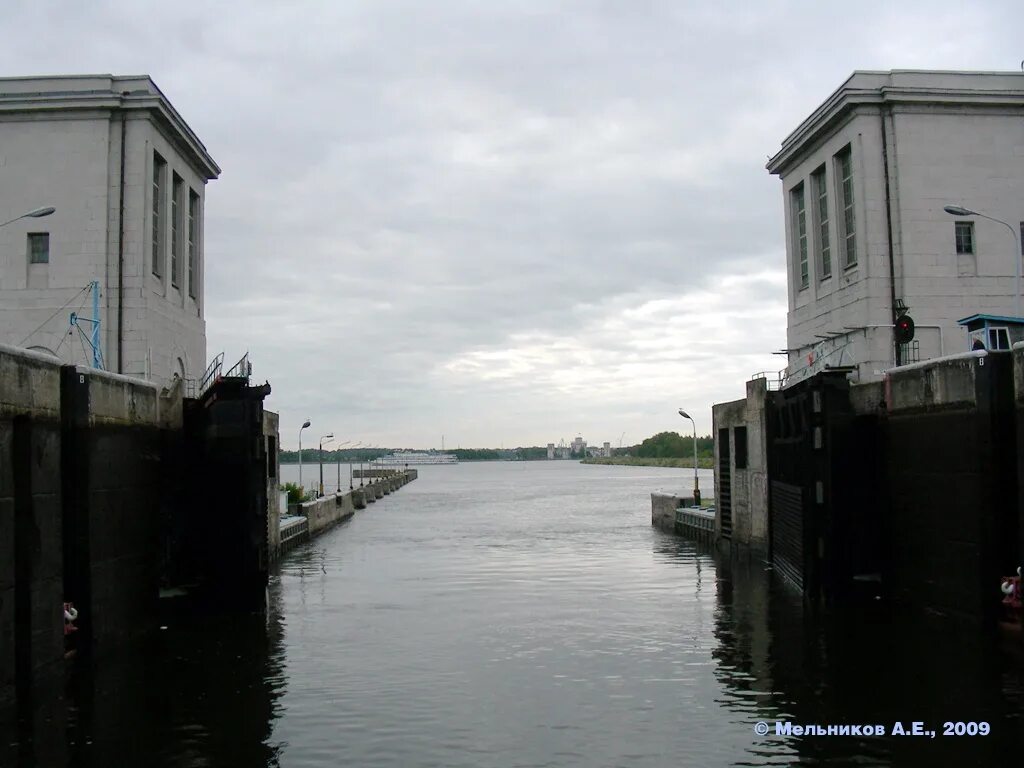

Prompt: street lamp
[
  {"left": 319, "top": 433, "right": 335, "bottom": 497},
  {"left": 944, "top": 204, "right": 1021, "bottom": 318},
  {"left": 360, "top": 446, "right": 377, "bottom": 487},
  {"left": 298, "top": 420, "right": 311, "bottom": 492},
  {"left": 348, "top": 442, "right": 362, "bottom": 489},
  {"left": 678, "top": 409, "right": 700, "bottom": 506},
  {"left": 0, "top": 206, "right": 55, "bottom": 228},
  {"left": 333, "top": 439, "right": 353, "bottom": 493}
]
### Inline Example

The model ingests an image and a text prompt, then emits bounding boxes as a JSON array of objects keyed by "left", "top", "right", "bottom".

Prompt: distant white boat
[{"left": 378, "top": 451, "right": 458, "bottom": 466}]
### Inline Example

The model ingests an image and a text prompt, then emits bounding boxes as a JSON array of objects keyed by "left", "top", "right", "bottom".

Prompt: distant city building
[
  {"left": 547, "top": 443, "right": 555, "bottom": 459},
  {"left": 767, "top": 70, "right": 1024, "bottom": 384},
  {"left": 602, "top": 441, "right": 611, "bottom": 457},
  {"left": 0, "top": 74, "right": 220, "bottom": 384},
  {"left": 571, "top": 436, "right": 586, "bottom": 456}
]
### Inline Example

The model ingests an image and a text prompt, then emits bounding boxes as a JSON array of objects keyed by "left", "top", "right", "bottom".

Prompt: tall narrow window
[
  {"left": 152, "top": 153, "right": 166, "bottom": 277},
  {"left": 812, "top": 166, "right": 831, "bottom": 279},
  {"left": 188, "top": 190, "right": 199, "bottom": 299},
  {"left": 28, "top": 233, "right": 49, "bottom": 264},
  {"left": 954, "top": 221, "right": 974, "bottom": 255},
  {"left": 733, "top": 426, "right": 748, "bottom": 469},
  {"left": 171, "top": 173, "right": 183, "bottom": 288},
  {"left": 836, "top": 146, "right": 856, "bottom": 268},
  {"left": 791, "top": 183, "right": 808, "bottom": 289}
]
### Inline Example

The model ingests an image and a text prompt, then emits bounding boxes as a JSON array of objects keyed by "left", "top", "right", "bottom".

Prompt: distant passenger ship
[{"left": 378, "top": 451, "right": 459, "bottom": 466}]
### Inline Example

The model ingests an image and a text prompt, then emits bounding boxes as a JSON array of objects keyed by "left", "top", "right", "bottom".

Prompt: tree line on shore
[{"left": 279, "top": 432, "right": 712, "bottom": 463}]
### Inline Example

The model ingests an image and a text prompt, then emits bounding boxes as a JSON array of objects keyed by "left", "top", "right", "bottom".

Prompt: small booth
[{"left": 957, "top": 314, "right": 1024, "bottom": 351}]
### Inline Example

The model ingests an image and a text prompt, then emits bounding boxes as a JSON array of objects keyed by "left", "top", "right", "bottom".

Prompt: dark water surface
[{"left": 6, "top": 461, "right": 1024, "bottom": 767}]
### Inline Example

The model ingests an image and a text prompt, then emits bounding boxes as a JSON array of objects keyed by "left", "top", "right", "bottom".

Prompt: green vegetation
[
  {"left": 635, "top": 431, "right": 713, "bottom": 460},
  {"left": 580, "top": 456, "right": 714, "bottom": 469},
  {"left": 276, "top": 433, "right": 715, "bottom": 465},
  {"left": 280, "top": 482, "right": 311, "bottom": 504},
  {"left": 452, "top": 448, "right": 501, "bottom": 461},
  {"left": 280, "top": 448, "right": 387, "bottom": 464}
]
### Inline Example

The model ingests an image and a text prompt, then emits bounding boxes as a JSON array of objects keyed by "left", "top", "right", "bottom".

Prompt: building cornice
[
  {"left": 766, "top": 70, "right": 1024, "bottom": 177},
  {"left": 0, "top": 74, "right": 220, "bottom": 180}
]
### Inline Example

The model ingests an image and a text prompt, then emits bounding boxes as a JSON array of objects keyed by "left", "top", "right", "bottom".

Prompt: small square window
[
  {"left": 955, "top": 221, "right": 974, "bottom": 255},
  {"left": 28, "top": 233, "right": 49, "bottom": 264}
]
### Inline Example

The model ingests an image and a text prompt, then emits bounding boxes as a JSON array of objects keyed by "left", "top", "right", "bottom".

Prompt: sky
[{"left": 3, "top": 0, "right": 1021, "bottom": 449}]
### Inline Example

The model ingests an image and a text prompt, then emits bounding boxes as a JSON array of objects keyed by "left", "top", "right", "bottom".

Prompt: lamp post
[
  {"left": 319, "top": 433, "right": 334, "bottom": 497},
  {"left": 298, "top": 420, "right": 311, "bottom": 492},
  {"left": 678, "top": 409, "right": 700, "bottom": 506},
  {"left": 348, "top": 442, "right": 362, "bottom": 489},
  {"left": 333, "top": 439, "right": 352, "bottom": 494},
  {"left": 0, "top": 206, "right": 55, "bottom": 229},
  {"left": 360, "top": 447, "right": 373, "bottom": 487},
  {"left": 944, "top": 204, "right": 1021, "bottom": 318}
]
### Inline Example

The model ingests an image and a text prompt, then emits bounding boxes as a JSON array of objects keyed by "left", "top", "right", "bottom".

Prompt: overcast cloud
[{"left": 3, "top": 0, "right": 1021, "bottom": 448}]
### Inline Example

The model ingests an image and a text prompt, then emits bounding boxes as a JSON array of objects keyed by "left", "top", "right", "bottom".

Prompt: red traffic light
[{"left": 895, "top": 315, "right": 915, "bottom": 344}]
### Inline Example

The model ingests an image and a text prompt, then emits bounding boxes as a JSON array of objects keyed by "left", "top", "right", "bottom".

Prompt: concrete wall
[
  {"left": 1, "top": 343, "right": 179, "bottom": 713},
  {"left": 881, "top": 350, "right": 1016, "bottom": 621},
  {"left": 299, "top": 492, "right": 356, "bottom": 537},
  {"left": 264, "top": 411, "right": 281, "bottom": 562},
  {"left": 712, "top": 377, "right": 770, "bottom": 553},
  {"left": 771, "top": 71, "right": 1024, "bottom": 384},
  {"left": 0, "top": 346, "right": 64, "bottom": 711},
  {"left": 0, "top": 75, "right": 217, "bottom": 385},
  {"left": 1016, "top": 344, "right": 1024, "bottom": 574},
  {"left": 275, "top": 470, "right": 419, "bottom": 558},
  {"left": 63, "top": 365, "right": 166, "bottom": 656},
  {"left": 651, "top": 493, "right": 683, "bottom": 532}
]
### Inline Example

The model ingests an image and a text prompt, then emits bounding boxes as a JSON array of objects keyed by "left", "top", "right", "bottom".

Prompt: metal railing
[
  {"left": 224, "top": 351, "right": 251, "bottom": 380},
  {"left": 750, "top": 369, "right": 787, "bottom": 391},
  {"left": 197, "top": 352, "right": 224, "bottom": 398}
]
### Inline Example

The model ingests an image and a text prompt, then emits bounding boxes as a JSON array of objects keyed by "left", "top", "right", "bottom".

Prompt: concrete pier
[{"left": 276, "top": 469, "right": 417, "bottom": 558}]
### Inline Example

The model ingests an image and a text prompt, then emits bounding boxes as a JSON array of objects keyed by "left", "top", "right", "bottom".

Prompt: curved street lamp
[
  {"left": 332, "top": 439, "right": 353, "bottom": 493},
  {"left": 319, "top": 433, "right": 335, "bottom": 497},
  {"left": 678, "top": 409, "right": 700, "bottom": 506},
  {"left": 347, "top": 442, "right": 362, "bottom": 490},
  {"left": 298, "top": 420, "right": 311, "bottom": 492},
  {"left": 944, "top": 204, "right": 1021, "bottom": 318},
  {"left": 0, "top": 206, "right": 55, "bottom": 228}
]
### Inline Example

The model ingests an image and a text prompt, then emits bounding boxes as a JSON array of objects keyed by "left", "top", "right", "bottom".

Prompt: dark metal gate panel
[
  {"left": 718, "top": 428, "right": 732, "bottom": 539},
  {"left": 771, "top": 481, "right": 804, "bottom": 590}
]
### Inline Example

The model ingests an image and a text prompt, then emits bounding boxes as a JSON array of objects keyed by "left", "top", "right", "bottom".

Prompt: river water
[{"left": 7, "top": 460, "right": 1024, "bottom": 766}]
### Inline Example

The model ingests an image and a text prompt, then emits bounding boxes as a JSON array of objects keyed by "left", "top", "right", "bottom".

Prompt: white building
[
  {"left": 547, "top": 443, "right": 555, "bottom": 459},
  {"left": 602, "top": 441, "right": 611, "bottom": 457},
  {"left": 0, "top": 75, "right": 219, "bottom": 385},
  {"left": 767, "top": 70, "right": 1024, "bottom": 384}
]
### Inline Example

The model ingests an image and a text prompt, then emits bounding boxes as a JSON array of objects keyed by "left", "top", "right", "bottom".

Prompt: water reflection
[
  {"left": 4, "top": 461, "right": 1024, "bottom": 767},
  {"left": 2, "top": 591, "right": 286, "bottom": 768},
  {"left": 708, "top": 545, "right": 1024, "bottom": 766}
]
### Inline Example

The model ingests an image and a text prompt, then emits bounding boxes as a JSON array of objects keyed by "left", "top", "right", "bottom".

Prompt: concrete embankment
[
  {"left": 652, "top": 492, "right": 715, "bottom": 542},
  {"left": 275, "top": 469, "right": 417, "bottom": 558}
]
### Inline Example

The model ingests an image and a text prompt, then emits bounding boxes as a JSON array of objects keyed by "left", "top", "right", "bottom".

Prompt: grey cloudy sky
[{"left": 4, "top": 1, "right": 1021, "bottom": 448}]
